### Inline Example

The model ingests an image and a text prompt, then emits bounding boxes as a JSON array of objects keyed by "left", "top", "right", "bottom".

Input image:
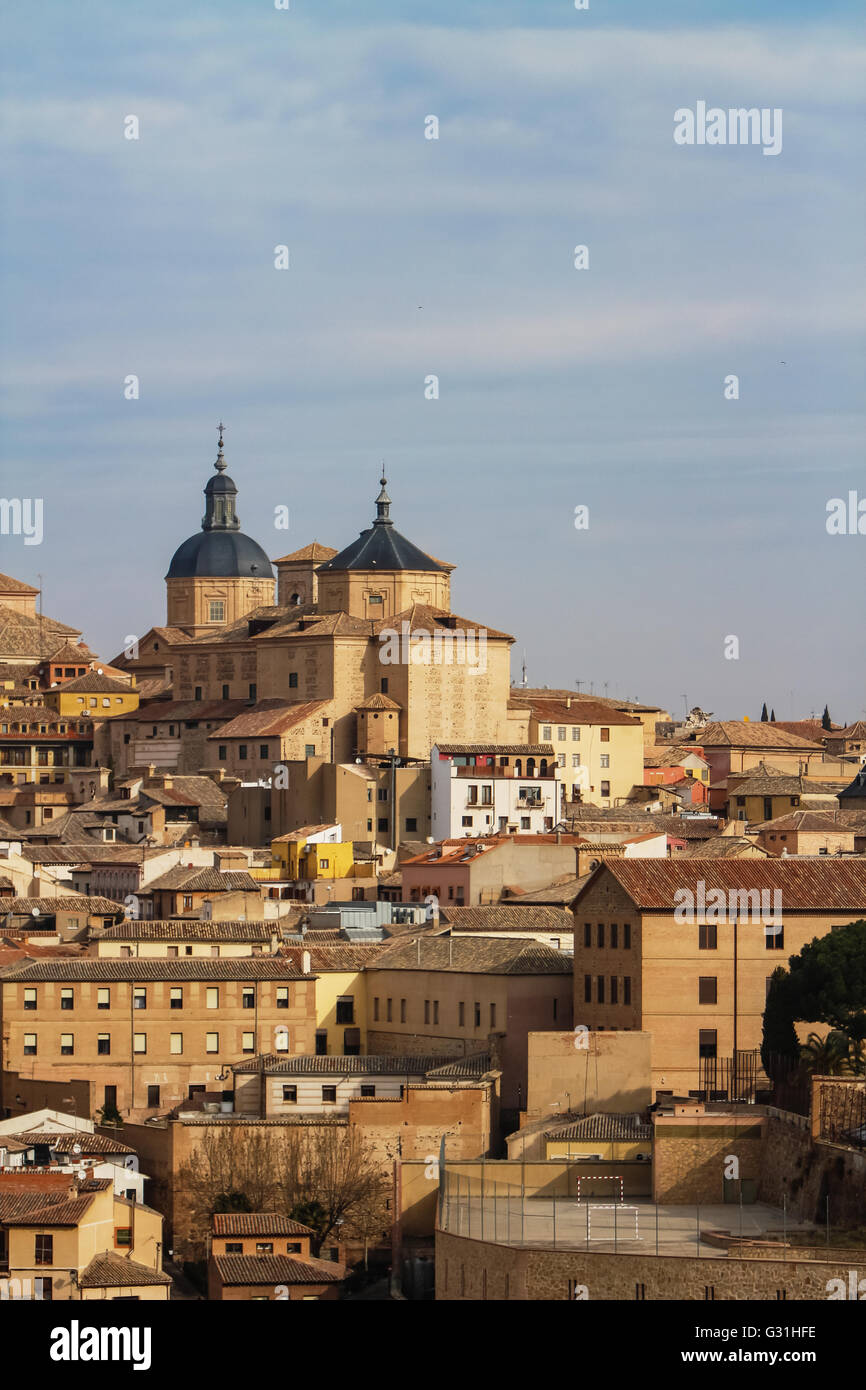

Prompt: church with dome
[{"left": 113, "top": 428, "right": 528, "bottom": 789}]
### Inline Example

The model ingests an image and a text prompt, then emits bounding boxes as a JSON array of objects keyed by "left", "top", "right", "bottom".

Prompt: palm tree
[{"left": 800, "top": 1031, "right": 851, "bottom": 1075}]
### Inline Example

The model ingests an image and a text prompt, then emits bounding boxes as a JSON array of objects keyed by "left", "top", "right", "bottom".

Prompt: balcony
[{"left": 452, "top": 764, "right": 556, "bottom": 780}]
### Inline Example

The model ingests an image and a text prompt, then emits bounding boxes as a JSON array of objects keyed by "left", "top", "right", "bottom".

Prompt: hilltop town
[{"left": 1, "top": 437, "right": 864, "bottom": 1303}]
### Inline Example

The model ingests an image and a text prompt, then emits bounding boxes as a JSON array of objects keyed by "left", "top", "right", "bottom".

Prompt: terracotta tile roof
[
  {"left": 513, "top": 688, "right": 666, "bottom": 714},
  {"left": 434, "top": 743, "right": 555, "bottom": 756},
  {"left": 355, "top": 692, "right": 402, "bottom": 711},
  {"left": 101, "top": 920, "right": 273, "bottom": 941},
  {"left": 282, "top": 943, "right": 385, "bottom": 971},
  {"left": 513, "top": 697, "right": 641, "bottom": 727},
  {"left": 367, "top": 935, "right": 573, "bottom": 975},
  {"left": 549, "top": 1112, "right": 653, "bottom": 1142},
  {"left": 208, "top": 700, "right": 328, "bottom": 739},
  {"left": 681, "top": 837, "right": 769, "bottom": 858},
  {"left": 271, "top": 824, "right": 336, "bottom": 842},
  {"left": 49, "top": 671, "right": 135, "bottom": 695},
  {"left": 754, "top": 811, "right": 853, "bottom": 834},
  {"left": 2, "top": 958, "right": 309, "bottom": 982},
  {"left": 2, "top": 1193, "right": 96, "bottom": 1226},
  {"left": 78, "top": 1252, "right": 171, "bottom": 1288},
  {"left": 212, "top": 1212, "right": 315, "bottom": 1237},
  {"left": 833, "top": 721, "right": 866, "bottom": 740},
  {"left": 771, "top": 720, "right": 836, "bottom": 741},
  {"left": 143, "top": 866, "right": 260, "bottom": 893},
  {"left": 273, "top": 542, "right": 338, "bottom": 564},
  {"left": 503, "top": 874, "right": 590, "bottom": 904},
  {"left": 371, "top": 603, "right": 514, "bottom": 643},
  {"left": 438, "top": 905, "right": 574, "bottom": 932},
  {"left": 574, "top": 858, "right": 866, "bottom": 911},
  {"left": 0, "top": 573, "right": 39, "bottom": 595},
  {"left": 0, "top": 605, "right": 80, "bottom": 656},
  {"left": 694, "top": 721, "right": 824, "bottom": 750},
  {"left": 5, "top": 1132, "right": 135, "bottom": 1155},
  {"left": 212, "top": 1253, "right": 345, "bottom": 1285},
  {"left": 2, "top": 895, "right": 121, "bottom": 915},
  {"left": 233, "top": 1051, "right": 489, "bottom": 1078}
]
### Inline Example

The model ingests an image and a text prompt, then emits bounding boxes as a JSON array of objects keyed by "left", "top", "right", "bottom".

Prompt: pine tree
[
  {"left": 822, "top": 704, "right": 832, "bottom": 731},
  {"left": 770, "top": 709, "right": 776, "bottom": 721},
  {"left": 760, "top": 703, "right": 769, "bottom": 722}
]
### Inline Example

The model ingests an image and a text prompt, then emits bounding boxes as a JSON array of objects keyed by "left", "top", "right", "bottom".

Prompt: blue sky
[{"left": 1, "top": 0, "right": 864, "bottom": 722}]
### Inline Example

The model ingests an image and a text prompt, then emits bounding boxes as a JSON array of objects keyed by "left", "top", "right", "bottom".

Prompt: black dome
[
  {"left": 318, "top": 474, "right": 448, "bottom": 574},
  {"left": 166, "top": 530, "right": 274, "bottom": 580}
]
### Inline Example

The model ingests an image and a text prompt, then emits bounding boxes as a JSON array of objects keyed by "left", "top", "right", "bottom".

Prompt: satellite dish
[
  {"left": 31, "top": 908, "right": 40, "bottom": 917},
  {"left": 72, "top": 1143, "right": 81, "bottom": 1155}
]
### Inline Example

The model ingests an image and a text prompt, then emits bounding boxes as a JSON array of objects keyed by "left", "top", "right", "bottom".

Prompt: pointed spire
[
  {"left": 202, "top": 422, "right": 239, "bottom": 532},
  {"left": 374, "top": 469, "right": 392, "bottom": 526}
]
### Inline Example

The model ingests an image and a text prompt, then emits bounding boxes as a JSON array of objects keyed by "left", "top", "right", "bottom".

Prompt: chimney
[
  {"left": 162, "top": 774, "right": 173, "bottom": 790},
  {"left": 566, "top": 697, "right": 571, "bottom": 709},
  {"left": 302, "top": 950, "right": 311, "bottom": 974}
]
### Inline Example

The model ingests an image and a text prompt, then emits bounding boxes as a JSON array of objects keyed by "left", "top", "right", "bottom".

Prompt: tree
[
  {"left": 177, "top": 1125, "right": 281, "bottom": 1256},
  {"left": 762, "top": 921, "right": 866, "bottom": 1077},
  {"left": 822, "top": 705, "right": 832, "bottom": 731},
  {"left": 770, "top": 709, "right": 776, "bottom": 721},
  {"left": 760, "top": 703, "right": 769, "bottom": 722},
  {"left": 273, "top": 1126, "right": 388, "bottom": 1255},
  {"left": 800, "top": 1030, "right": 852, "bottom": 1075}
]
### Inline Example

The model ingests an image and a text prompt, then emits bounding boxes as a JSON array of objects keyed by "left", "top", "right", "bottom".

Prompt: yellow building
[
  {"left": 0, "top": 1175, "right": 169, "bottom": 1300},
  {"left": 284, "top": 944, "right": 377, "bottom": 1055},
  {"left": 46, "top": 671, "right": 139, "bottom": 720},
  {"left": 270, "top": 825, "right": 356, "bottom": 881},
  {"left": 512, "top": 696, "right": 645, "bottom": 808}
]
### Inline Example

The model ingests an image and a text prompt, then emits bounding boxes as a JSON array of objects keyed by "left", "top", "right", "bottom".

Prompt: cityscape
[{"left": 0, "top": 0, "right": 863, "bottom": 1362}]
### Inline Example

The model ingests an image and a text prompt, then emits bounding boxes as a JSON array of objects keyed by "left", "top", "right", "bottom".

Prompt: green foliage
[
  {"left": 97, "top": 1100, "right": 123, "bottom": 1128},
  {"left": 763, "top": 921, "right": 866, "bottom": 1074},
  {"left": 822, "top": 705, "right": 832, "bottom": 731},
  {"left": 213, "top": 1190, "right": 253, "bottom": 1214},
  {"left": 289, "top": 1199, "right": 329, "bottom": 1242},
  {"left": 760, "top": 703, "right": 769, "bottom": 722}
]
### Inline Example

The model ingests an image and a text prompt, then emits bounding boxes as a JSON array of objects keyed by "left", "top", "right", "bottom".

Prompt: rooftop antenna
[
  {"left": 575, "top": 680, "right": 583, "bottom": 694},
  {"left": 521, "top": 651, "right": 527, "bottom": 688},
  {"left": 603, "top": 682, "right": 609, "bottom": 699},
  {"left": 682, "top": 693, "right": 689, "bottom": 718},
  {"left": 37, "top": 572, "right": 44, "bottom": 659}
]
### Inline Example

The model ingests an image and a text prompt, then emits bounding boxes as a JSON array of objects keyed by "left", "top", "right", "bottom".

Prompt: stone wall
[
  {"left": 435, "top": 1230, "right": 866, "bottom": 1301},
  {"left": 759, "top": 1113, "right": 866, "bottom": 1227}
]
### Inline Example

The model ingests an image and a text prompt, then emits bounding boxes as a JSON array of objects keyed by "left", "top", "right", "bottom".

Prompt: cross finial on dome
[{"left": 215, "top": 421, "right": 227, "bottom": 472}]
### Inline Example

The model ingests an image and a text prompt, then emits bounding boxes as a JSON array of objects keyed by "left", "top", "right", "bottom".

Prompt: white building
[{"left": 431, "top": 744, "right": 562, "bottom": 839}]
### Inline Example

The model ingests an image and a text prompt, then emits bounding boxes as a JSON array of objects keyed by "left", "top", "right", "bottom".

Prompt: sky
[{"left": 1, "top": 0, "right": 864, "bottom": 724}]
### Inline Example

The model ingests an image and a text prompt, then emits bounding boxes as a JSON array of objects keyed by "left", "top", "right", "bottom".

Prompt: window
[
  {"left": 206, "top": 1033, "right": 219, "bottom": 1053},
  {"left": 322, "top": 1086, "right": 337, "bottom": 1104},
  {"left": 170, "top": 987, "right": 183, "bottom": 1009},
  {"left": 209, "top": 601, "right": 225, "bottom": 623},
  {"left": 610, "top": 977, "right": 618, "bottom": 1004},
  {"left": 458, "top": 1001, "right": 465, "bottom": 1026},
  {"left": 288, "top": 672, "right": 298, "bottom": 688},
  {"left": 699, "top": 1029, "right": 718, "bottom": 1059},
  {"left": 242, "top": 1032, "right": 255, "bottom": 1053},
  {"left": 623, "top": 923, "right": 631, "bottom": 949},
  {"left": 336, "top": 996, "right": 354, "bottom": 1024},
  {"left": 23, "top": 988, "right": 37, "bottom": 1010},
  {"left": 256, "top": 1242, "right": 273, "bottom": 1255},
  {"left": 600, "top": 754, "right": 610, "bottom": 769},
  {"left": 225, "top": 1242, "right": 243, "bottom": 1254},
  {"left": 238, "top": 745, "right": 247, "bottom": 761},
  {"left": 115, "top": 1227, "right": 133, "bottom": 1248},
  {"left": 597, "top": 975, "right": 605, "bottom": 1003},
  {"left": 572, "top": 754, "right": 581, "bottom": 768},
  {"left": 557, "top": 726, "right": 566, "bottom": 741},
  {"left": 373, "top": 997, "right": 380, "bottom": 1022},
  {"left": 583, "top": 922, "right": 591, "bottom": 947},
  {"left": 405, "top": 818, "right": 417, "bottom": 832},
  {"left": 242, "top": 987, "right": 255, "bottom": 1009},
  {"left": 170, "top": 1033, "right": 183, "bottom": 1054},
  {"left": 462, "top": 816, "right": 473, "bottom": 827},
  {"left": 699, "top": 977, "right": 718, "bottom": 1005},
  {"left": 35, "top": 1234, "right": 53, "bottom": 1265},
  {"left": 194, "top": 686, "right": 203, "bottom": 701},
  {"left": 433, "top": 1000, "right": 440, "bottom": 1024},
  {"left": 259, "top": 745, "right": 269, "bottom": 760},
  {"left": 248, "top": 684, "right": 257, "bottom": 701},
  {"left": 182, "top": 895, "right": 193, "bottom": 911},
  {"left": 600, "top": 728, "right": 610, "bottom": 741},
  {"left": 206, "top": 987, "right": 219, "bottom": 1009},
  {"left": 572, "top": 727, "right": 580, "bottom": 741},
  {"left": 520, "top": 816, "right": 530, "bottom": 829},
  {"left": 319, "top": 858, "right": 330, "bottom": 870},
  {"left": 474, "top": 1002, "right": 481, "bottom": 1027},
  {"left": 133, "top": 987, "right": 147, "bottom": 1010},
  {"left": 600, "top": 781, "right": 610, "bottom": 798},
  {"left": 623, "top": 976, "right": 631, "bottom": 1005},
  {"left": 276, "top": 987, "right": 289, "bottom": 1009},
  {"left": 699, "top": 923, "right": 718, "bottom": 950},
  {"left": 385, "top": 997, "right": 393, "bottom": 1023},
  {"left": 133, "top": 1033, "right": 147, "bottom": 1054},
  {"left": 360, "top": 1085, "right": 376, "bottom": 1099},
  {"left": 306, "top": 744, "right": 316, "bottom": 757},
  {"left": 424, "top": 999, "right": 430, "bottom": 1024},
  {"left": 97, "top": 1034, "right": 110, "bottom": 1055},
  {"left": 610, "top": 923, "right": 618, "bottom": 949},
  {"left": 218, "top": 744, "right": 227, "bottom": 760},
  {"left": 147, "top": 1085, "right": 160, "bottom": 1107},
  {"left": 766, "top": 927, "right": 785, "bottom": 951},
  {"left": 57, "top": 1031, "right": 74, "bottom": 1056},
  {"left": 315, "top": 1030, "right": 327, "bottom": 1055},
  {"left": 282, "top": 1085, "right": 297, "bottom": 1103},
  {"left": 380, "top": 677, "right": 389, "bottom": 693},
  {"left": 556, "top": 753, "right": 566, "bottom": 768},
  {"left": 584, "top": 974, "right": 592, "bottom": 1003},
  {"left": 597, "top": 923, "right": 604, "bottom": 948},
  {"left": 542, "top": 725, "right": 552, "bottom": 739}
]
